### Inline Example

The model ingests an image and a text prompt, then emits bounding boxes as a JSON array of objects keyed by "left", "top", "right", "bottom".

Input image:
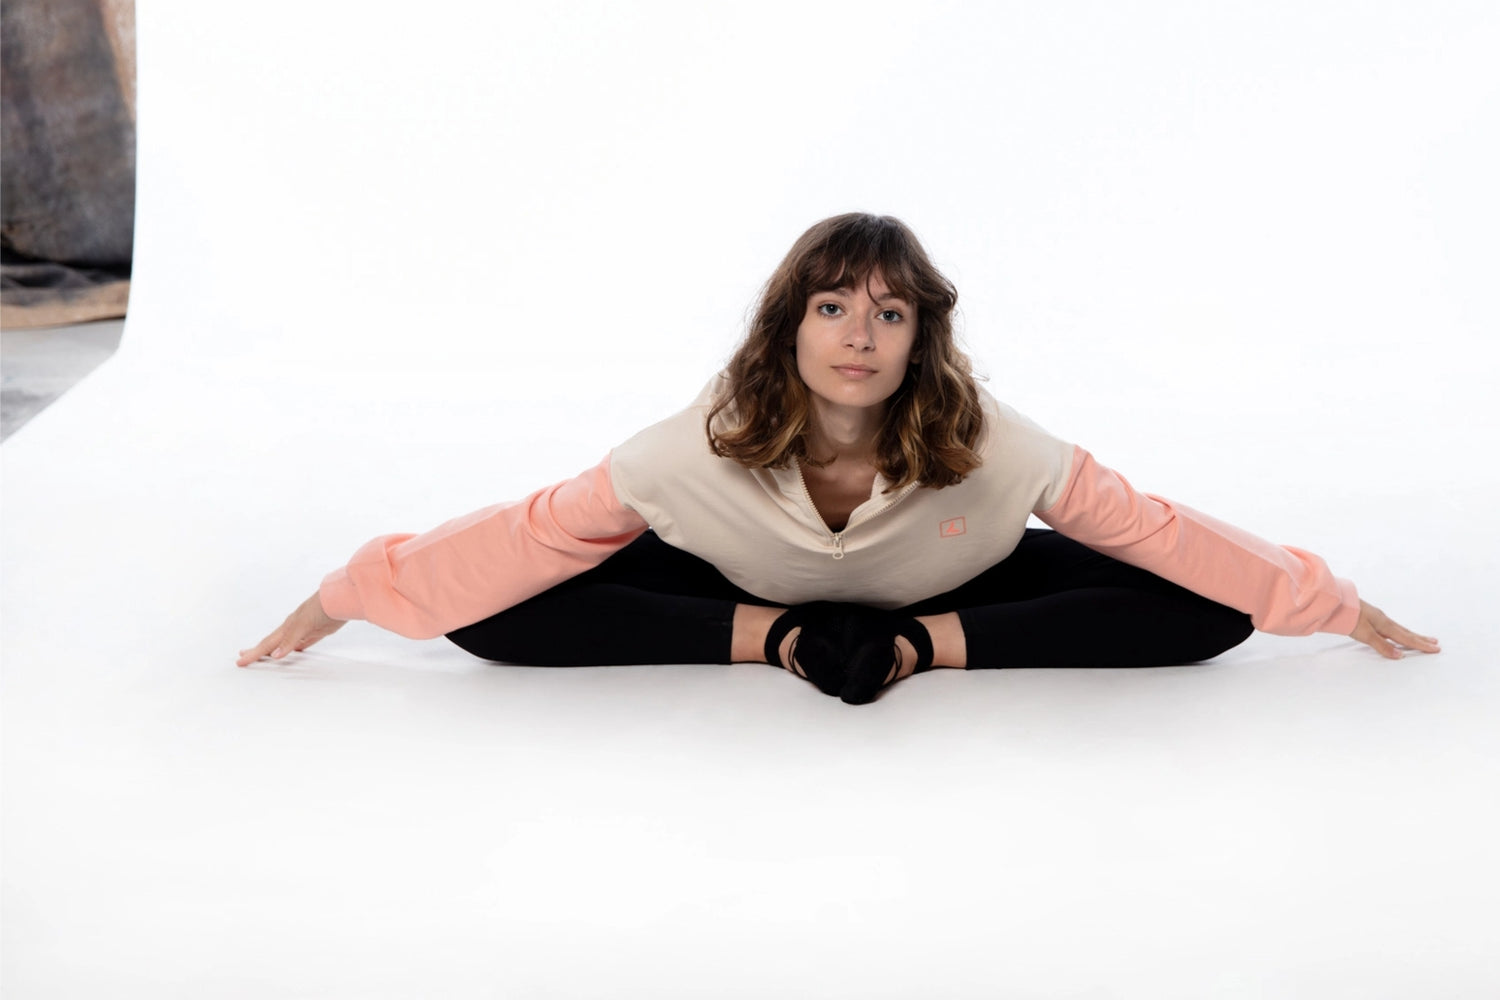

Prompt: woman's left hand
[{"left": 1350, "top": 600, "right": 1440, "bottom": 659}]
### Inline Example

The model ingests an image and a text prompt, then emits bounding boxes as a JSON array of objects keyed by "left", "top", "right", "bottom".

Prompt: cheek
[
  {"left": 792, "top": 331, "right": 812, "bottom": 383},
  {"left": 892, "top": 331, "right": 917, "bottom": 369},
  {"left": 885, "top": 340, "right": 917, "bottom": 391}
]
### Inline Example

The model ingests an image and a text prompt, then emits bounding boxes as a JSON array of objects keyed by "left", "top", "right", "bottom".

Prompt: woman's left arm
[{"left": 1036, "top": 445, "right": 1440, "bottom": 658}]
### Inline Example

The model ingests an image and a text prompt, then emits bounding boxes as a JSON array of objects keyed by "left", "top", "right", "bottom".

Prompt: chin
[{"left": 819, "top": 385, "right": 899, "bottom": 410}]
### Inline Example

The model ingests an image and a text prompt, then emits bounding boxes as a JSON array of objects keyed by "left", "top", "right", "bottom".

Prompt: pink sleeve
[
  {"left": 317, "top": 453, "right": 649, "bottom": 639},
  {"left": 1035, "top": 445, "right": 1361, "bottom": 636}
]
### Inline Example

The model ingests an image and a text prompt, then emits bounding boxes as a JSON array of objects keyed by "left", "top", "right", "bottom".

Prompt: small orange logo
[{"left": 939, "top": 517, "right": 967, "bottom": 538}]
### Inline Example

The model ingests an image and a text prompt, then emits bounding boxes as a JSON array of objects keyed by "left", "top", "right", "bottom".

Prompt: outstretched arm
[
  {"left": 1036, "top": 445, "right": 1439, "bottom": 657},
  {"left": 237, "top": 454, "right": 649, "bottom": 663}
]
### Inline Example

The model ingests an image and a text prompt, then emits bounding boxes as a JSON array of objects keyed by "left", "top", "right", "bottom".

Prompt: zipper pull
[{"left": 831, "top": 533, "right": 845, "bottom": 560}]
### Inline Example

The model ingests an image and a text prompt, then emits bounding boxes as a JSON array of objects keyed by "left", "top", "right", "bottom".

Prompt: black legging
[{"left": 445, "top": 528, "right": 1254, "bottom": 669}]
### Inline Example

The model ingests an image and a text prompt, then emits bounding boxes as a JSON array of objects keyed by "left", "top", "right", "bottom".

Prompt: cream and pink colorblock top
[{"left": 320, "top": 381, "right": 1360, "bottom": 641}]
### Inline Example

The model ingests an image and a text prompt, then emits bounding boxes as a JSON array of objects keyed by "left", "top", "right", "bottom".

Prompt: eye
[
  {"left": 817, "top": 302, "right": 842, "bottom": 316},
  {"left": 878, "top": 309, "right": 904, "bottom": 323}
]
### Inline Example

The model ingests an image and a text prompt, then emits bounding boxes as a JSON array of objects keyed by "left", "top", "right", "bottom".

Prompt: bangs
[{"left": 797, "top": 220, "right": 927, "bottom": 305}]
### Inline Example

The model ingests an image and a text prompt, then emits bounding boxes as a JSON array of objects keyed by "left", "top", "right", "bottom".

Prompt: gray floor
[{"left": 0, "top": 318, "right": 125, "bottom": 442}]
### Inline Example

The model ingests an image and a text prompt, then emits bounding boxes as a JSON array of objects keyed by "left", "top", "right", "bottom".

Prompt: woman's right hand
[{"left": 237, "top": 591, "right": 346, "bottom": 666}]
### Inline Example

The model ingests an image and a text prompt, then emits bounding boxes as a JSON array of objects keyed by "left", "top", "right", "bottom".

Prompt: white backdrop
[{"left": 4, "top": 2, "right": 1499, "bottom": 996}]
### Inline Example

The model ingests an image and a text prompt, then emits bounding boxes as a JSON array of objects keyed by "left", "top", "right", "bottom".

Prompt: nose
[{"left": 843, "top": 315, "right": 876, "bottom": 351}]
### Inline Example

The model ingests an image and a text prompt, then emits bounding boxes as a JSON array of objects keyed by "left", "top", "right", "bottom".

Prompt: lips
[{"left": 833, "top": 365, "right": 876, "bottom": 374}]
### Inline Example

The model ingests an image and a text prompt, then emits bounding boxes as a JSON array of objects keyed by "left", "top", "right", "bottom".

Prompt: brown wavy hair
[{"left": 707, "top": 213, "right": 984, "bottom": 490}]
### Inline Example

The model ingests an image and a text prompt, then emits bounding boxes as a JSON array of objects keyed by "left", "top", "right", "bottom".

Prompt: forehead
[{"left": 812, "top": 269, "right": 912, "bottom": 303}]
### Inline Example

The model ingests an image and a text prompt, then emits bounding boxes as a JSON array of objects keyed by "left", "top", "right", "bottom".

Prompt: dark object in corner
[{"left": 1, "top": 0, "right": 135, "bottom": 328}]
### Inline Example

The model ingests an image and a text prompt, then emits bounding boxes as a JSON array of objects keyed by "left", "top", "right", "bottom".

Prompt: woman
[{"left": 238, "top": 213, "right": 1439, "bottom": 703}]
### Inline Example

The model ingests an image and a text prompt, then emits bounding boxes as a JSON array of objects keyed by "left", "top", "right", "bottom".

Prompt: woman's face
[{"left": 794, "top": 272, "right": 917, "bottom": 417}]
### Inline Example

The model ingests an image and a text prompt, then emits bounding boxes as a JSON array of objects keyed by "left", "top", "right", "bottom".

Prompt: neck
[{"left": 805, "top": 398, "right": 883, "bottom": 465}]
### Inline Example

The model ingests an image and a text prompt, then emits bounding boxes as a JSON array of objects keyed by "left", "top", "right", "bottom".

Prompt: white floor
[{"left": 4, "top": 4, "right": 1498, "bottom": 997}]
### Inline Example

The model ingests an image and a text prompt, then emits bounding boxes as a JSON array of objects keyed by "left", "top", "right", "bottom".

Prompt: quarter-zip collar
[{"left": 771, "top": 459, "right": 920, "bottom": 559}]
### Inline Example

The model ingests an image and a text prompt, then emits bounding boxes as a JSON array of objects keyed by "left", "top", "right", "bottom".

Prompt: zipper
[
  {"left": 794, "top": 462, "right": 917, "bottom": 560},
  {"left": 845, "top": 484, "right": 915, "bottom": 530},
  {"left": 794, "top": 466, "right": 841, "bottom": 557}
]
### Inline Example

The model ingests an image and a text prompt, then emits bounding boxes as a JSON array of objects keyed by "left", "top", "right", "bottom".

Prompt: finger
[
  {"left": 1383, "top": 621, "right": 1441, "bottom": 652},
  {"left": 271, "top": 618, "right": 307, "bottom": 659},
  {"left": 237, "top": 644, "right": 276, "bottom": 668},
  {"left": 1389, "top": 631, "right": 1440, "bottom": 651},
  {"left": 237, "top": 632, "right": 281, "bottom": 667},
  {"left": 1350, "top": 621, "right": 1398, "bottom": 659},
  {"left": 264, "top": 624, "right": 297, "bottom": 659}
]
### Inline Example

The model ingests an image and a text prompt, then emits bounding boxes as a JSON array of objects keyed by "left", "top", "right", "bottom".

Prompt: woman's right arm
[{"left": 236, "top": 453, "right": 648, "bottom": 665}]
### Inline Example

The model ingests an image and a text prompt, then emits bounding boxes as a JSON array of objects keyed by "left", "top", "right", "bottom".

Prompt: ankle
[
  {"left": 893, "top": 634, "right": 920, "bottom": 683},
  {"left": 916, "top": 613, "right": 967, "bottom": 668},
  {"left": 731, "top": 604, "right": 787, "bottom": 664}
]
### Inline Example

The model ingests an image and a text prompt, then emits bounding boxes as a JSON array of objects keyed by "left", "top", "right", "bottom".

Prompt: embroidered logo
[{"left": 939, "top": 517, "right": 967, "bottom": 538}]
